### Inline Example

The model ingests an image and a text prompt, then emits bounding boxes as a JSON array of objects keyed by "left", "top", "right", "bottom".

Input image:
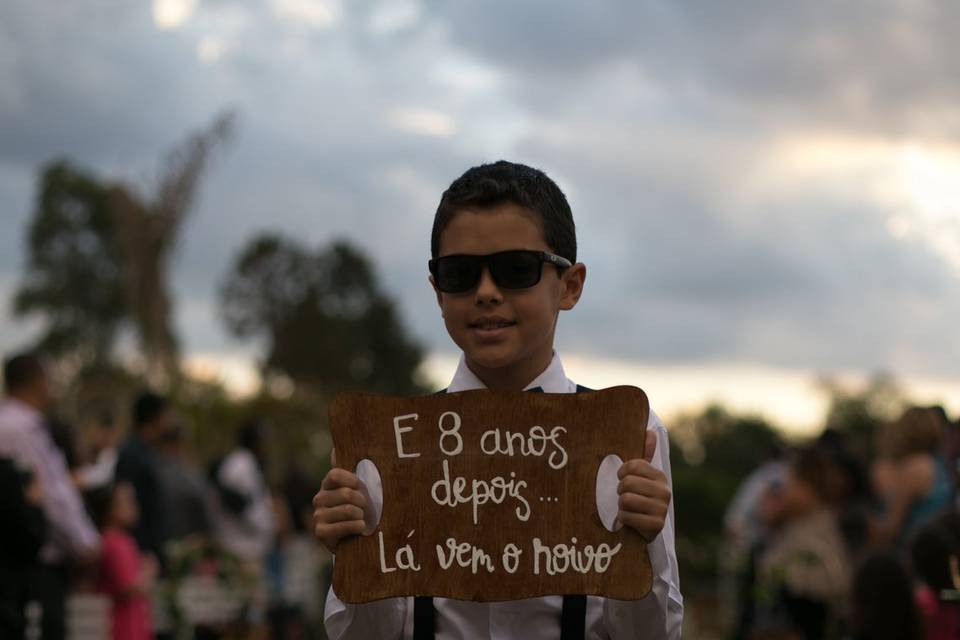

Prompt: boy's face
[
  {"left": 112, "top": 482, "right": 139, "bottom": 528},
  {"left": 431, "top": 202, "right": 585, "bottom": 390}
]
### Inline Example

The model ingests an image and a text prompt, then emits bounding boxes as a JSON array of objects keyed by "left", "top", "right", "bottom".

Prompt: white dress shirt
[
  {"left": 77, "top": 446, "right": 118, "bottom": 490},
  {"left": 214, "top": 448, "right": 275, "bottom": 561},
  {"left": 0, "top": 398, "right": 100, "bottom": 564},
  {"left": 324, "top": 353, "right": 683, "bottom": 639}
]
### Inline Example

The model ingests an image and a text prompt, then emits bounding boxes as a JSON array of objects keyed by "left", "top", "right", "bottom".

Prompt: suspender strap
[
  {"left": 562, "top": 387, "right": 590, "bottom": 639},
  {"left": 561, "top": 594, "right": 588, "bottom": 640},
  {"left": 413, "top": 596, "right": 436, "bottom": 640}
]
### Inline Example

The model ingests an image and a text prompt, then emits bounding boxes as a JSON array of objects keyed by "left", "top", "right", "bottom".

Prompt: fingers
[
  {"left": 617, "top": 472, "right": 671, "bottom": 502},
  {"left": 617, "top": 454, "right": 671, "bottom": 543},
  {"left": 313, "top": 484, "right": 368, "bottom": 511},
  {"left": 618, "top": 491, "right": 669, "bottom": 519},
  {"left": 320, "top": 467, "right": 361, "bottom": 491},
  {"left": 617, "top": 458, "right": 666, "bottom": 483},
  {"left": 313, "top": 467, "right": 370, "bottom": 553},
  {"left": 321, "top": 503, "right": 366, "bottom": 524},
  {"left": 643, "top": 429, "right": 657, "bottom": 463},
  {"left": 314, "top": 520, "right": 366, "bottom": 550},
  {"left": 616, "top": 512, "right": 666, "bottom": 543}
]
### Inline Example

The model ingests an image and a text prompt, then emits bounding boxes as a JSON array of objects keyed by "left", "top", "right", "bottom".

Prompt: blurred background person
[
  {"left": 725, "top": 444, "right": 789, "bottom": 554},
  {"left": 77, "top": 410, "right": 120, "bottom": 491},
  {"left": 211, "top": 418, "right": 275, "bottom": 630},
  {"left": 724, "top": 445, "right": 788, "bottom": 635},
  {"left": 813, "top": 429, "right": 875, "bottom": 560},
  {"left": 115, "top": 391, "right": 175, "bottom": 566},
  {"left": 747, "top": 446, "right": 852, "bottom": 640},
  {"left": 873, "top": 406, "right": 953, "bottom": 548},
  {"left": 0, "top": 454, "right": 47, "bottom": 638},
  {"left": 939, "top": 411, "right": 960, "bottom": 505},
  {"left": 212, "top": 418, "right": 275, "bottom": 560},
  {"left": 0, "top": 352, "right": 100, "bottom": 640},
  {"left": 849, "top": 552, "right": 924, "bottom": 640},
  {"left": 266, "top": 482, "right": 327, "bottom": 640},
  {"left": 88, "top": 481, "right": 156, "bottom": 640},
  {"left": 910, "top": 512, "right": 960, "bottom": 640},
  {"left": 45, "top": 416, "right": 80, "bottom": 483},
  {"left": 266, "top": 491, "right": 306, "bottom": 640},
  {"left": 156, "top": 418, "right": 214, "bottom": 542}
]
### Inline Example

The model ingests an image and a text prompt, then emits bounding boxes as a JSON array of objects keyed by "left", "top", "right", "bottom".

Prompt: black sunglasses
[{"left": 429, "top": 250, "right": 572, "bottom": 294}]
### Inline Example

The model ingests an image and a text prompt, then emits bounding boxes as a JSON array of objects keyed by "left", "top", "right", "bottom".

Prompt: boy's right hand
[{"left": 313, "top": 449, "right": 373, "bottom": 553}]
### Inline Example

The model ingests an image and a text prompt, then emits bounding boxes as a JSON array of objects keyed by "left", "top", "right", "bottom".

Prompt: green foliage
[
  {"left": 669, "top": 405, "right": 785, "bottom": 587},
  {"left": 14, "top": 160, "right": 127, "bottom": 362},
  {"left": 220, "top": 234, "right": 426, "bottom": 396},
  {"left": 13, "top": 114, "right": 233, "bottom": 386},
  {"left": 174, "top": 379, "right": 250, "bottom": 466},
  {"left": 174, "top": 378, "right": 331, "bottom": 485},
  {"left": 819, "top": 373, "right": 905, "bottom": 458}
]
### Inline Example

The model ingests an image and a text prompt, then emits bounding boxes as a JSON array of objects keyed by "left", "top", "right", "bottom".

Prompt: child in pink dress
[{"left": 93, "top": 481, "right": 156, "bottom": 640}]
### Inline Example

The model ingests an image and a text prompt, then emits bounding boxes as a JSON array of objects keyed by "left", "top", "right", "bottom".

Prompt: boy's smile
[
  {"left": 468, "top": 314, "right": 516, "bottom": 340},
  {"left": 431, "top": 202, "right": 585, "bottom": 391}
]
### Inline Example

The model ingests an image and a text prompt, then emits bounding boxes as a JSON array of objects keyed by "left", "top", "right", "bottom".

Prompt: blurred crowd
[
  {"left": 725, "top": 404, "right": 960, "bottom": 639},
  {"left": 0, "top": 353, "right": 329, "bottom": 640},
  {"left": 4, "top": 346, "right": 960, "bottom": 640}
]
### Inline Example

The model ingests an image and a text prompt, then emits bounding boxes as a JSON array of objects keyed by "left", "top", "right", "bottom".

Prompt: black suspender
[
  {"left": 560, "top": 595, "right": 588, "bottom": 640},
  {"left": 413, "top": 596, "right": 436, "bottom": 640},
  {"left": 412, "top": 384, "right": 594, "bottom": 639}
]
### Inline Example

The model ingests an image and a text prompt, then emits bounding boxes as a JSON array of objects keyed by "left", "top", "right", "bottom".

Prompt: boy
[{"left": 314, "top": 161, "right": 682, "bottom": 638}]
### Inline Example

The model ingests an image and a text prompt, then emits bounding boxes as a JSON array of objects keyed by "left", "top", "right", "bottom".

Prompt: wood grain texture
[{"left": 330, "top": 386, "right": 653, "bottom": 603}]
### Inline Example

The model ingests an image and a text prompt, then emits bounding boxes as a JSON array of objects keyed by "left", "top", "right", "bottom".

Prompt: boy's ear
[
  {"left": 559, "top": 263, "right": 586, "bottom": 311},
  {"left": 429, "top": 275, "right": 444, "bottom": 308}
]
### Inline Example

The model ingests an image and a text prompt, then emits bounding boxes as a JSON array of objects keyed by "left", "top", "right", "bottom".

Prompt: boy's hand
[
  {"left": 617, "top": 430, "right": 671, "bottom": 542},
  {"left": 313, "top": 449, "right": 373, "bottom": 553}
]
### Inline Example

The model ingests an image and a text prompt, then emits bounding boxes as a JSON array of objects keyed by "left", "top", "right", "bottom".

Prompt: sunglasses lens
[
  {"left": 490, "top": 251, "right": 542, "bottom": 289},
  {"left": 435, "top": 256, "right": 482, "bottom": 293}
]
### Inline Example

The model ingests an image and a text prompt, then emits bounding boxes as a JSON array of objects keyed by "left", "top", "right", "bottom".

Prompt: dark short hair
[
  {"left": 910, "top": 518, "right": 958, "bottom": 591},
  {"left": 792, "top": 445, "right": 848, "bottom": 506},
  {"left": 851, "top": 553, "right": 923, "bottom": 640},
  {"left": 431, "top": 161, "right": 577, "bottom": 262},
  {"left": 3, "top": 353, "right": 45, "bottom": 394},
  {"left": 881, "top": 406, "right": 945, "bottom": 459},
  {"left": 239, "top": 419, "right": 266, "bottom": 451},
  {"left": 132, "top": 391, "right": 169, "bottom": 429}
]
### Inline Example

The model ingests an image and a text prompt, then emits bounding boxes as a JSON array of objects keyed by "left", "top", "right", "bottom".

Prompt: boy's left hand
[{"left": 617, "top": 430, "right": 671, "bottom": 542}]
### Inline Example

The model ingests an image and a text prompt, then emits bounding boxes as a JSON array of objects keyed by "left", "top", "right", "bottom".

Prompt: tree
[
  {"left": 668, "top": 405, "right": 785, "bottom": 586},
  {"left": 13, "top": 113, "right": 234, "bottom": 388},
  {"left": 109, "top": 112, "right": 235, "bottom": 387},
  {"left": 14, "top": 160, "right": 127, "bottom": 366},
  {"left": 221, "top": 234, "right": 426, "bottom": 396},
  {"left": 818, "top": 372, "right": 905, "bottom": 458}
]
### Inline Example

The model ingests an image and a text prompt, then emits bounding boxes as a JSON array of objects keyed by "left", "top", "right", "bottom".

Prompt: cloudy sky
[{"left": 1, "top": 0, "right": 958, "bottom": 431}]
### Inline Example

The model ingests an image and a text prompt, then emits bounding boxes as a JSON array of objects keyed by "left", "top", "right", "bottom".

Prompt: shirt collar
[{"left": 446, "top": 352, "right": 575, "bottom": 394}]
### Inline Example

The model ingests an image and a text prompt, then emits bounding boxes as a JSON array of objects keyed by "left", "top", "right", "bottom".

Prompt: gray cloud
[
  {"left": 438, "top": 0, "right": 960, "bottom": 137},
  {"left": 509, "top": 123, "right": 960, "bottom": 374},
  {"left": 0, "top": 1, "right": 957, "bottom": 381}
]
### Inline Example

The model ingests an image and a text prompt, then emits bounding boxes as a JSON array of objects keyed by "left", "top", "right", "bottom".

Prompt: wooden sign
[{"left": 329, "top": 386, "right": 652, "bottom": 603}]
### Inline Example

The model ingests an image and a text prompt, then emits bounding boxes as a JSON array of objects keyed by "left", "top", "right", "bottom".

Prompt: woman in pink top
[{"left": 92, "top": 481, "right": 156, "bottom": 640}]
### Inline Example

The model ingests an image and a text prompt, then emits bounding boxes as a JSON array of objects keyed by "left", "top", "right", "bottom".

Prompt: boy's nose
[{"left": 474, "top": 266, "right": 503, "bottom": 304}]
